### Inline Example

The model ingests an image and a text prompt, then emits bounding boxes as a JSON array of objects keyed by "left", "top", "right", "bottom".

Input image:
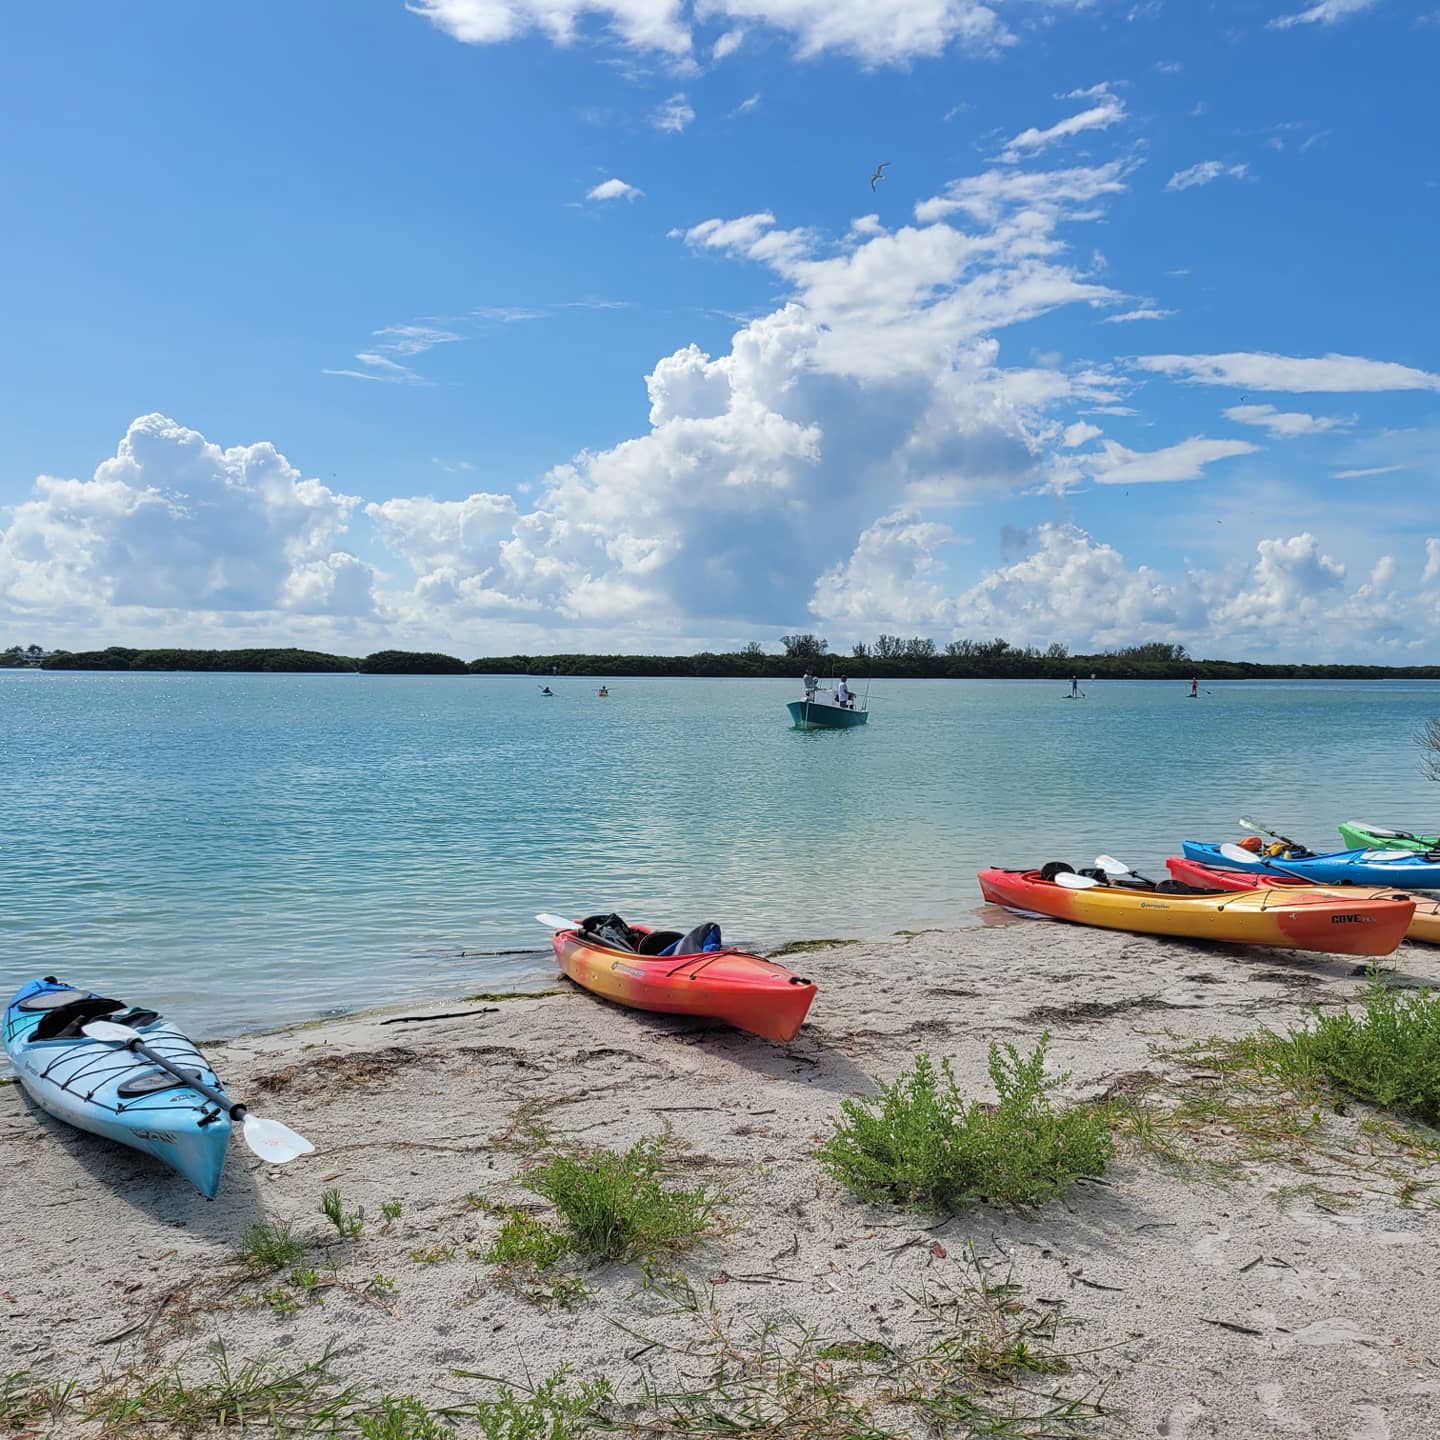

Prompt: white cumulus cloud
[
  {"left": 652, "top": 93, "right": 695, "bottom": 132},
  {"left": 587, "top": 177, "right": 644, "bottom": 201},
  {"left": 997, "top": 83, "right": 1126, "bottom": 162}
]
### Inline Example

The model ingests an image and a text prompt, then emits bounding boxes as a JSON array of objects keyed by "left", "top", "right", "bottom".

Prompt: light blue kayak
[
  {"left": 1181, "top": 842, "right": 1440, "bottom": 890},
  {"left": 3, "top": 977, "right": 232, "bottom": 1197}
]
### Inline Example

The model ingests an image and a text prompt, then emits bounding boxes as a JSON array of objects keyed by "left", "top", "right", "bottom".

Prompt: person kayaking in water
[
  {"left": 598, "top": 685, "right": 609, "bottom": 697},
  {"left": 540, "top": 686, "right": 553, "bottom": 695}
]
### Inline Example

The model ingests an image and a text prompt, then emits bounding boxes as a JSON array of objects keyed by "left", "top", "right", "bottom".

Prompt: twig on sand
[{"left": 381, "top": 1007, "right": 499, "bottom": 1025}]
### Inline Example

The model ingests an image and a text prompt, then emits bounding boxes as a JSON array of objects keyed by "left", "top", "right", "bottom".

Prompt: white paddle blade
[
  {"left": 536, "top": 912, "right": 577, "bottom": 931},
  {"left": 1238, "top": 817, "right": 1263, "bottom": 833},
  {"left": 1094, "top": 855, "right": 1130, "bottom": 874},
  {"left": 1361, "top": 850, "right": 1415, "bottom": 863},
  {"left": 242, "top": 1114, "right": 314, "bottom": 1164},
  {"left": 1219, "top": 843, "right": 1259, "bottom": 865},
  {"left": 82, "top": 1020, "right": 139, "bottom": 1043},
  {"left": 1353, "top": 821, "right": 1401, "bottom": 838},
  {"left": 1054, "top": 871, "right": 1101, "bottom": 889}
]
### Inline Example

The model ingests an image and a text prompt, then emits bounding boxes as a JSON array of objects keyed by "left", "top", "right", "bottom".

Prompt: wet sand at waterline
[{"left": 4, "top": 922, "right": 1440, "bottom": 1438}]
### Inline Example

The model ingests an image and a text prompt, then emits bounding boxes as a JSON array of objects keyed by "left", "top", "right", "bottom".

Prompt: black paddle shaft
[{"left": 119, "top": 1035, "right": 243, "bottom": 1120}]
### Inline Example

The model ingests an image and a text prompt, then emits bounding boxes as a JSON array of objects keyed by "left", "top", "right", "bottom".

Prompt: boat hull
[
  {"left": 1181, "top": 842, "right": 1440, "bottom": 890},
  {"left": 3, "top": 978, "right": 232, "bottom": 1197},
  {"left": 787, "top": 700, "right": 867, "bottom": 729},
  {"left": 551, "top": 929, "right": 817, "bottom": 1043},
  {"left": 1166, "top": 858, "right": 1440, "bottom": 945},
  {"left": 1338, "top": 822, "right": 1437, "bottom": 853},
  {"left": 977, "top": 869, "right": 1413, "bottom": 956}
]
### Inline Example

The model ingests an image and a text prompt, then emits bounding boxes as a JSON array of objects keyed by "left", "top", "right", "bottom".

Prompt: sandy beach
[{"left": 4, "top": 919, "right": 1440, "bottom": 1438}]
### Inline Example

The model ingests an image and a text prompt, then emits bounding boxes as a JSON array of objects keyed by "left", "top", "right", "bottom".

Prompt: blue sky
[{"left": 2, "top": 0, "right": 1438, "bottom": 658}]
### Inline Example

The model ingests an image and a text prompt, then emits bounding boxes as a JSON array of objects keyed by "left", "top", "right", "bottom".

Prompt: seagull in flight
[{"left": 869, "top": 161, "right": 891, "bottom": 192}]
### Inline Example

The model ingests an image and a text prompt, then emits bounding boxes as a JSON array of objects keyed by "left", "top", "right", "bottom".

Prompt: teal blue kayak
[
  {"left": 3, "top": 977, "right": 232, "bottom": 1197},
  {"left": 1182, "top": 842, "right": 1440, "bottom": 890}
]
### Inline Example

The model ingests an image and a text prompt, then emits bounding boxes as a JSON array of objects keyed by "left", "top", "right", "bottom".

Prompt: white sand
[{"left": 4, "top": 919, "right": 1440, "bottom": 1438}]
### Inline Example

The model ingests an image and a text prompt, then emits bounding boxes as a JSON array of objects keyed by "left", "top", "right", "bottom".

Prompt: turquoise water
[{"left": 4, "top": 670, "right": 1439, "bottom": 1036}]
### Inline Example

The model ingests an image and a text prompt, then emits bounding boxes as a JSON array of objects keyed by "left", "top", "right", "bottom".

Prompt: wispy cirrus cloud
[
  {"left": 1084, "top": 435, "right": 1259, "bottom": 485},
  {"left": 1136, "top": 351, "right": 1440, "bottom": 392},
  {"left": 1166, "top": 160, "right": 1250, "bottom": 191},
  {"left": 652, "top": 93, "right": 695, "bottom": 133},
  {"left": 997, "top": 83, "right": 1126, "bottom": 162},
  {"left": 1224, "top": 403, "right": 1347, "bottom": 437},
  {"left": 1269, "top": 0, "right": 1381, "bottom": 30},
  {"left": 1101, "top": 307, "right": 1174, "bottom": 324}
]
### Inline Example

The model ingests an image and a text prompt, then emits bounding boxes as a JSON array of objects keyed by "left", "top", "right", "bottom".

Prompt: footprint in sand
[
  {"left": 1348, "top": 1402, "right": 1391, "bottom": 1440},
  {"left": 1256, "top": 1380, "right": 1311, "bottom": 1433},
  {"left": 1157, "top": 1396, "right": 1204, "bottom": 1437}
]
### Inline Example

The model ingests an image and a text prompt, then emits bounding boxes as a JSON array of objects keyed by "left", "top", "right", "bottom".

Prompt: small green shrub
[
  {"left": 321, "top": 1187, "right": 364, "bottom": 1238},
  {"left": 237, "top": 1219, "right": 306, "bottom": 1275},
  {"left": 381, "top": 1200, "right": 403, "bottom": 1226},
  {"left": 524, "top": 1138, "right": 718, "bottom": 1263},
  {"left": 818, "top": 1038, "right": 1114, "bottom": 1211},
  {"left": 1281, "top": 980, "right": 1440, "bottom": 1125},
  {"left": 358, "top": 1394, "right": 454, "bottom": 1439},
  {"left": 450, "top": 1369, "right": 612, "bottom": 1440},
  {"left": 484, "top": 1210, "right": 570, "bottom": 1272}
]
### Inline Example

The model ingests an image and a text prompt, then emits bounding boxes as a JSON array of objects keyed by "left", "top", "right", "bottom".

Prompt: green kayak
[{"left": 1338, "top": 820, "right": 1439, "bottom": 853}]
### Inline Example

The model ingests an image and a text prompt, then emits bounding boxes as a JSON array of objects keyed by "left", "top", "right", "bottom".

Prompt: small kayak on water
[
  {"left": 1182, "top": 841, "right": 1440, "bottom": 890},
  {"left": 544, "top": 914, "right": 817, "bottom": 1043},
  {"left": 1338, "top": 821, "right": 1439, "bottom": 854},
  {"left": 977, "top": 867, "right": 1414, "bottom": 956},
  {"left": 3, "top": 977, "right": 233, "bottom": 1197},
  {"left": 1166, "top": 857, "right": 1440, "bottom": 945}
]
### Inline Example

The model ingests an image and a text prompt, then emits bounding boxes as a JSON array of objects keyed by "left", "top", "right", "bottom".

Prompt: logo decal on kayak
[
  {"left": 612, "top": 962, "right": 647, "bottom": 978},
  {"left": 133, "top": 1129, "right": 178, "bottom": 1144},
  {"left": 1329, "top": 914, "right": 1374, "bottom": 924},
  {"left": 1138, "top": 902, "right": 1170, "bottom": 910}
]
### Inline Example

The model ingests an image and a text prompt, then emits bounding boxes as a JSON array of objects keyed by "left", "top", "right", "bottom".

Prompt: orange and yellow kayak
[
  {"left": 550, "top": 924, "right": 817, "bottom": 1043},
  {"left": 977, "top": 868, "right": 1414, "bottom": 957},
  {"left": 1165, "top": 857, "right": 1440, "bottom": 945}
]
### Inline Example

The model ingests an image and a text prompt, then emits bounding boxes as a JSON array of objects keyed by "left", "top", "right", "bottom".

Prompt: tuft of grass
[
  {"left": 768, "top": 938, "right": 858, "bottom": 958},
  {"left": 818, "top": 1038, "right": 1114, "bottom": 1211},
  {"left": 448, "top": 1369, "right": 613, "bottom": 1440},
  {"left": 814, "top": 1340, "right": 891, "bottom": 1364},
  {"left": 236, "top": 1218, "right": 306, "bottom": 1276},
  {"left": 321, "top": 1186, "right": 365, "bottom": 1238},
  {"left": 82, "top": 1342, "right": 363, "bottom": 1434},
  {"left": 2, "top": 1371, "right": 76, "bottom": 1430},
  {"left": 485, "top": 1209, "right": 570, "bottom": 1272},
  {"left": 408, "top": 1244, "right": 458, "bottom": 1266},
  {"left": 381, "top": 1200, "right": 403, "bottom": 1227},
  {"left": 1278, "top": 979, "right": 1440, "bottom": 1126},
  {"left": 357, "top": 1394, "right": 455, "bottom": 1439},
  {"left": 524, "top": 1137, "right": 719, "bottom": 1264}
]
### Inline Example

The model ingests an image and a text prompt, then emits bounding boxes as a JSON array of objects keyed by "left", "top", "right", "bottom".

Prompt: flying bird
[{"left": 870, "top": 161, "right": 891, "bottom": 192}]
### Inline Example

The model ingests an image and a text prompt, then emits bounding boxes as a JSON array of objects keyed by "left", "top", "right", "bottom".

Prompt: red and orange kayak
[
  {"left": 977, "top": 868, "right": 1414, "bottom": 956},
  {"left": 1165, "top": 857, "right": 1440, "bottom": 945},
  {"left": 550, "top": 923, "right": 817, "bottom": 1043}
]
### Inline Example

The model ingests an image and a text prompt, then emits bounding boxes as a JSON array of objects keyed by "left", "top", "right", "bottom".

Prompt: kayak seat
[
  {"left": 31, "top": 995, "right": 125, "bottom": 1042},
  {"left": 637, "top": 931, "right": 684, "bottom": 956}
]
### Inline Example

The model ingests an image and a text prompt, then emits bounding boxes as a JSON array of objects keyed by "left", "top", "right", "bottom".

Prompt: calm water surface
[{"left": 3, "top": 671, "right": 1438, "bottom": 1036}]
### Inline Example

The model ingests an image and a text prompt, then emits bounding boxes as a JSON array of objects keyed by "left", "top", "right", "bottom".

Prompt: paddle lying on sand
[
  {"left": 1095, "top": 854, "right": 1157, "bottom": 886},
  {"left": 81, "top": 1020, "right": 314, "bottom": 1164}
]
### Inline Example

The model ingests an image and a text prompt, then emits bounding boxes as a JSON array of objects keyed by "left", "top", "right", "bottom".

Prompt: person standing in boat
[
  {"left": 836, "top": 676, "right": 853, "bottom": 708},
  {"left": 803, "top": 669, "right": 818, "bottom": 700}
]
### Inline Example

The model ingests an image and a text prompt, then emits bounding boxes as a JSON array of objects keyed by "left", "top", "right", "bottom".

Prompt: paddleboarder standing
[
  {"left": 1190, "top": 676, "right": 1199, "bottom": 699},
  {"left": 1070, "top": 675, "right": 1080, "bottom": 698}
]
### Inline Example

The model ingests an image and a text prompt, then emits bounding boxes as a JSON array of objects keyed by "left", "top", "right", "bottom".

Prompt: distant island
[{"left": 4, "top": 638, "right": 1439, "bottom": 681}]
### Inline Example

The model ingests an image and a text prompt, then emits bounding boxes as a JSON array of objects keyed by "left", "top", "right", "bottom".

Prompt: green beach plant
[
  {"left": 236, "top": 1218, "right": 306, "bottom": 1275},
  {"left": 523, "top": 1136, "right": 719, "bottom": 1263},
  {"left": 321, "top": 1186, "right": 365, "bottom": 1238},
  {"left": 818, "top": 1038, "right": 1114, "bottom": 1211}
]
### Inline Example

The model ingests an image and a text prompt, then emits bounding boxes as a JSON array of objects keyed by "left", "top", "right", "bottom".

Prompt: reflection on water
[{"left": 2, "top": 671, "right": 1437, "bottom": 1034}]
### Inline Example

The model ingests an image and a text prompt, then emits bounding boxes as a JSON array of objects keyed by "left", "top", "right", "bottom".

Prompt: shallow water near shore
[{"left": 3, "top": 669, "right": 1438, "bottom": 1035}]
